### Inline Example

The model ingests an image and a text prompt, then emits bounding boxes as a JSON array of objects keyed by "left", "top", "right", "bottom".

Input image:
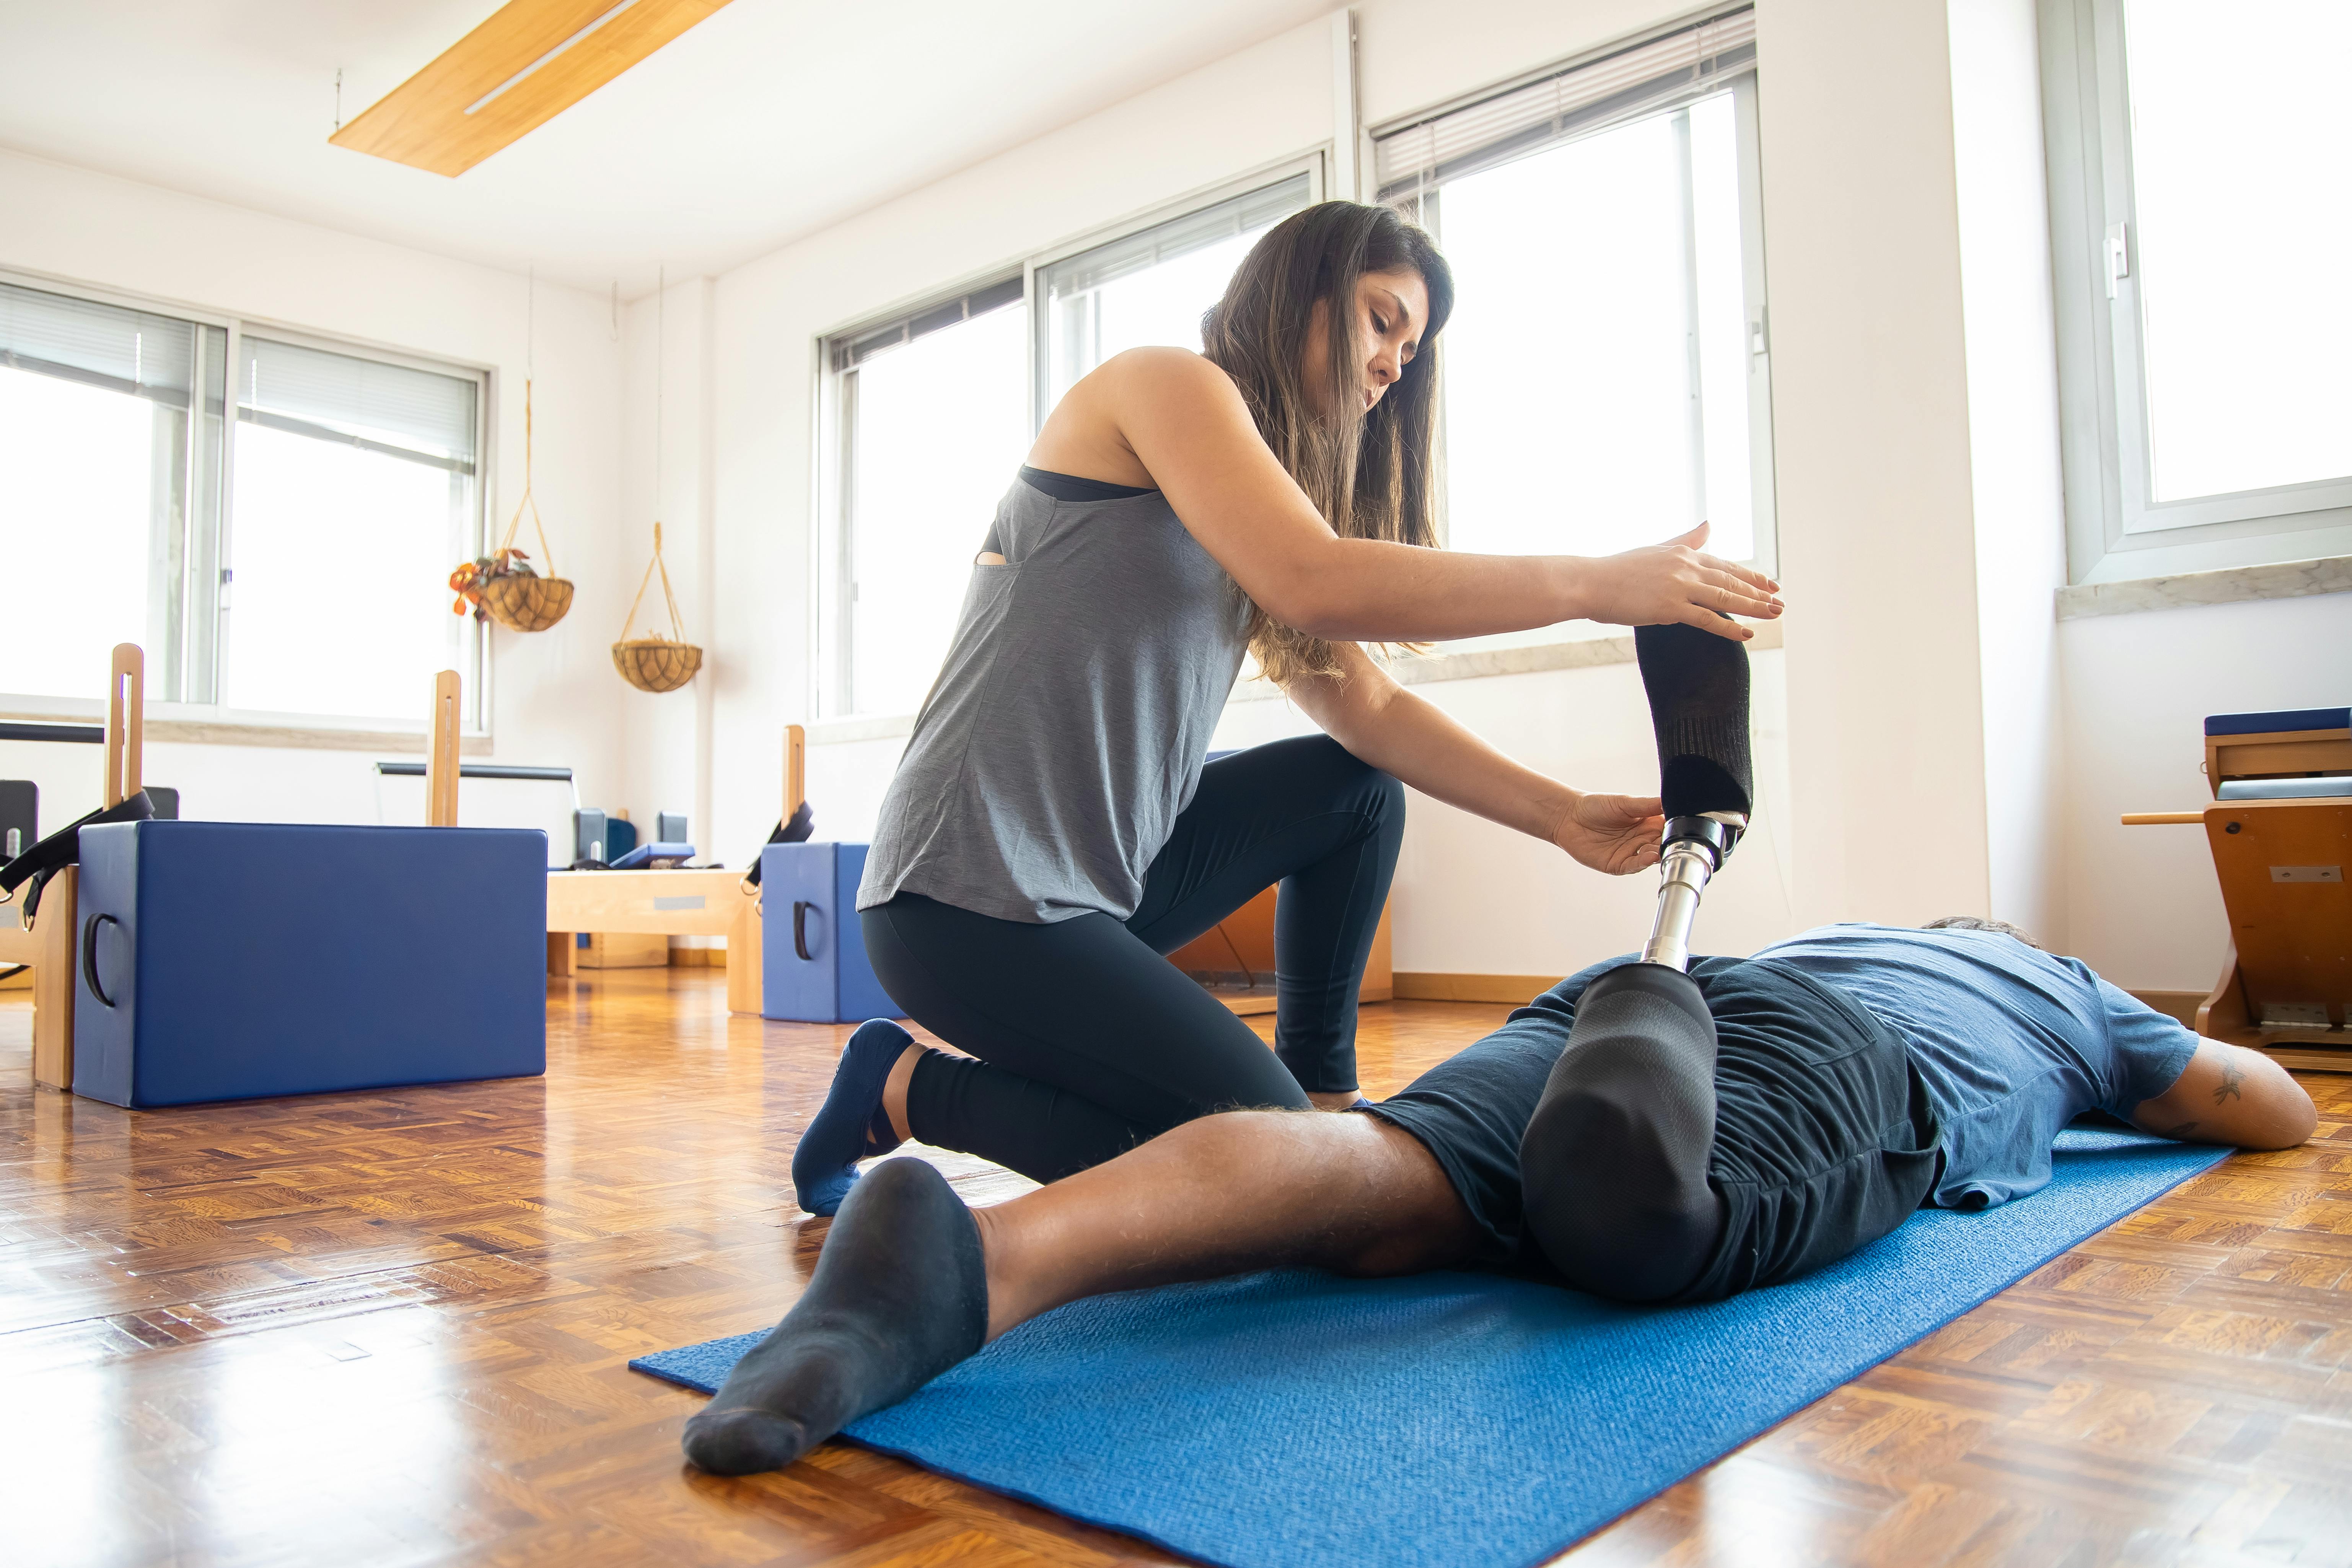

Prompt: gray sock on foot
[{"left": 682, "top": 1157, "right": 988, "bottom": 1475}]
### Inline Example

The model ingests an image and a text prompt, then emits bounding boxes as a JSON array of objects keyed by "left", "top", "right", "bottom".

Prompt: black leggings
[{"left": 862, "top": 735, "right": 1404, "bottom": 1183}]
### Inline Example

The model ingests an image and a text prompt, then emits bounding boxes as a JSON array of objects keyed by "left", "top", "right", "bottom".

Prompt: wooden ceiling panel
[{"left": 331, "top": 0, "right": 736, "bottom": 177}]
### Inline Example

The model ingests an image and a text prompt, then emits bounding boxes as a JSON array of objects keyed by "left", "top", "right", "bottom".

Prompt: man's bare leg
[
  {"left": 683, "top": 1109, "right": 1476, "bottom": 1474},
  {"left": 976, "top": 1107, "right": 1477, "bottom": 1337}
]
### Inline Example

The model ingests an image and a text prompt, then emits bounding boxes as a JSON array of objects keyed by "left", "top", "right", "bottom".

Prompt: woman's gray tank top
[{"left": 857, "top": 473, "right": 1252, "bottom": 923}]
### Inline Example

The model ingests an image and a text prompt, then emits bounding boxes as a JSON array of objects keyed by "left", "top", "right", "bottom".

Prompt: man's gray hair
[{"left": 1922, "top": 914, "right": 2044, "bottom": 951}]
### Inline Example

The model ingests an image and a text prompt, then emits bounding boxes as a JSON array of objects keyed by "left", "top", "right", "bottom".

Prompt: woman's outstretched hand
[
  {"left": 1553, "top": 791, "right": 1666, "bottom": 876},
  {"left": 1572, "top": 523, "right": 1780, "bottom": 639}
]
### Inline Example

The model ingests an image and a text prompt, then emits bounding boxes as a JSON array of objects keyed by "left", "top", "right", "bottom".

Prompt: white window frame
[
  {"left": 2041, "top": 0, "right": 2352, "bottom": 585},
  {"left": 0, "top": 267, "right": 492, "bottom": 738},
  {"left": 1368, "top": 7, "right": 1778, "bottom": 588},
  {"left": 813, "top": 270, "right": 1028, "bottom": 721},
  {"left": 1023, "top": 156, "right": 1323, "bottom": 436},
  {"left": 810, "top": 155, "right": 1324, "bottom": 723}
]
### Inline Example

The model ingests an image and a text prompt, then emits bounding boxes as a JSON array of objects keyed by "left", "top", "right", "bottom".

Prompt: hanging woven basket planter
[
  {"left": 482, "top": 571, "right": 574, "bottom": 632},
  {"left": 612, "top": 521, "right": 702, "bottom": 694},
  {"left": 454, "top": 379, "right": 575, "bottom": 632}
]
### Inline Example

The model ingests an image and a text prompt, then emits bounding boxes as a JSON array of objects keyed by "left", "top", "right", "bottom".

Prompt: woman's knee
[{"left": 1253, "top": 735, "right": 1404, "bottom": 821}]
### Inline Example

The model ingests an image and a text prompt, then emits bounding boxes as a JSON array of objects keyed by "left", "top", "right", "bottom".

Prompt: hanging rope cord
[
  {"left": 495, "top": 267, "right": 556, "bottom": 575},
  {"left": 620, "top": 267, "right": 683, "bottom": 644},
  {"left": 620, "top": 522, "right": 689, "bottom": 643},
  {"left": 495, "top": 384, "right": 557, "bottom": 575}
]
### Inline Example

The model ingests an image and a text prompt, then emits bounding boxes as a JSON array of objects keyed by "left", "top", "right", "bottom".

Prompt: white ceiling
[{"left": 0, "top": 0, "right": 1332, "bottom": 296}]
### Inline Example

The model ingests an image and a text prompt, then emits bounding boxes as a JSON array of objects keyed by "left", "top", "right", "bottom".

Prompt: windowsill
[
  {"left": 0, "top": 694, "right": 493, "bottom": 754},
  {"left": 806, "top": 620, "right": 1789, "bottom": 742},
  {"left": 2055, "top": 555, "right": 2352, "bottom": 621}
]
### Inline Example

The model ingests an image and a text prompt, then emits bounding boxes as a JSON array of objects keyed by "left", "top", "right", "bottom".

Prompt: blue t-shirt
[{"left": 1751, "top": 924, "right": 2200, "bottom": 1209}]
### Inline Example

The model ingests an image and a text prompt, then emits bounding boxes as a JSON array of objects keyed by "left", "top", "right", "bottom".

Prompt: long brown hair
[{"left": 1199, "top": 200, "right": 1454, "bottom": 684}]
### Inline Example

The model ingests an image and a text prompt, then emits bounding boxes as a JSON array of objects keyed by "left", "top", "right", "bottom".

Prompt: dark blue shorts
[{"left": 1367, "top": 956, "right": 1941, "bottom": 1301}]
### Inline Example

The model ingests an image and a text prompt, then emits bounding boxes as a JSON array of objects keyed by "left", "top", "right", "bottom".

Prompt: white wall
[
  {"left": 1949, "top": 0, "right": 2070, "bottom": 944},
  {"left": 681, "top": 17, "right": 1337, "bottom": 871},
  {"left": 0, "top": 148, "right": 628, "bottom": 851},
  {"left": 2062, "top": 592, "right": 2352, "bottom": 993},
  {"left": 632, "top": 0, "right": 2340, "bottom": 985}
]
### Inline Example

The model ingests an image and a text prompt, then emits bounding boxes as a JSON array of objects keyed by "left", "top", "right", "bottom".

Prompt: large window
[
  {"left": 819, "top": 278, "right": 1029, "bottom": 720},
  {"left": 0, "top": 277, "right": 485, "bottom": 724},
  {"left": 2044, "top": 0, "right": 2352, "bottom": 580},
  {"left": 1374, "top": 8, "right": 1772, "bottom": 579},
  {"left": 819, "top": 169, "right": 1314, "bottom": 719},
  {"left": 0, "top": 283, "right": 225, "bottom": 704}
]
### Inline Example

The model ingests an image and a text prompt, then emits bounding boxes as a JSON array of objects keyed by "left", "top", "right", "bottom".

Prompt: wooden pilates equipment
[
  {"left": 2124, "top": 714, "right": 2352, "bottom": 1072},
  {"left": 1165, "top": 889, "right": 1393, "bottom": 1017},
  {"left": 2, "top": 644, "right": 145, "bottom": 1089},
  {"left": 541, "top": 724, "right": 804, "bottom": 1015},
  {"left": 427, "top": 669, "right": 463, "bottom": 828},
  {"left": 544, "top": 866, "right": 763, "bottom": 1012}
]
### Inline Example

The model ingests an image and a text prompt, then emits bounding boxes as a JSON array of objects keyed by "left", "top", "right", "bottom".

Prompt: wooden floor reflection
[{"left": 2, "top": 972, "right": 2347, "bottom": 1566}]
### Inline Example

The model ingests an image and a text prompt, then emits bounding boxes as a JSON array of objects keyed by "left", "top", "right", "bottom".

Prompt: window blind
[
  {"left": 1041, "top": 173, "right": 1313, "bottom": 303},
  {"left": 832, "top": 274, "right": 1025, "bottom": 373},
  {"left": 237, "top": 335, "right": 479, "bottom": 473},
  {"left": 1373, "top": 8, "right": 1755, "bottom": 201},
  {"left": 0, "top": 279, "right": 197, "bottom": 407}
]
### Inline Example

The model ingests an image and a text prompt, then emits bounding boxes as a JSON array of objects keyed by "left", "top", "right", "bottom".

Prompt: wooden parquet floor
[{"left": 3, "top": 974, "right": 2349, "bottom": 1568}]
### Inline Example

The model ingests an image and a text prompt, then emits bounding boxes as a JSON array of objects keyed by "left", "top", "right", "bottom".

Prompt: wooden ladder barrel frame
[
  {"left": 106, "top": 643, "right": 144, "bottom": 809},
  {"left": 8, "top": 644, "right": 147, "bottom": 1089},
  {"left": 2125, "top": 718, "right": 2352, "bottom": 1071},
  {"left": 426, "top": 670, "right": 463, "bottom": 829},
  {"left": 787, "top": 722, "right": 806, "bottom": 828}
]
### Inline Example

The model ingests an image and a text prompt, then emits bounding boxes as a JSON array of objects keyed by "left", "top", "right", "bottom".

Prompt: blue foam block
[
  {"left": 2205, "top": 706, "right": 2348, "bottom": 736},
  {"left": 73, "top": 820, "right": 546, "bottom": 1108},
  {"left": 761, "top": 841, "right": 899, "bottom": 1023},
  {"left": 633, "top": 1128, "right": 2225, "bottom": 1568}
]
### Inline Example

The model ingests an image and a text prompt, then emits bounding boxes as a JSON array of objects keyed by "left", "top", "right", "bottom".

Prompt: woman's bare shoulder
[{"left": 1093, "top": 346, "right": 1238, "bottom": 397}]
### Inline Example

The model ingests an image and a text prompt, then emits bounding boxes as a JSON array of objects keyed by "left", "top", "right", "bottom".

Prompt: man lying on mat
[{"left": 679, "top": 915, "right": 2315, "bottom": 1475}]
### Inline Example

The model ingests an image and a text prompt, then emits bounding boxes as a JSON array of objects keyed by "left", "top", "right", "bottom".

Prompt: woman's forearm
[
  {"left": 1327, "top": 679, "right": 1575, "bottom": 842},
  {"left": 1261, "top": 539, "right": 1587, "bottom": 643},
  {"left": 1265, "top": 533, "right": 1776, "bottom": 645}
]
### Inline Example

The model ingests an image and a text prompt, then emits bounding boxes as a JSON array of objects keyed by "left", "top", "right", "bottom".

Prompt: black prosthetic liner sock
[
  {"left": 1633, "top": 622, "right": 1754, "bottom": 821},
  {"left": 1518, "top": 964, "right": 1725, "bottom": 1303},
  {"left": 682, "top": 1158, "right": 988, "bottom": 1476}
]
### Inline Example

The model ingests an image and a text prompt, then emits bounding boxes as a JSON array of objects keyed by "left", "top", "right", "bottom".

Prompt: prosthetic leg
[
  {"left": 1633, "top": 619, "right": 1753, "bottom": 968},
  {"left": 1519, "top": 620, "right": 1756, "bottom": 1302}
]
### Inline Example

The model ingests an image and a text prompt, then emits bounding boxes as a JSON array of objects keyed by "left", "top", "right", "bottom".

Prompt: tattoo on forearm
[
  {"left": 2155, "top": 1118, "right": 2201, "bottom": 1141},
  {"left": 2214, "top": 1062, "right": 2245, "bottom": 1104}
]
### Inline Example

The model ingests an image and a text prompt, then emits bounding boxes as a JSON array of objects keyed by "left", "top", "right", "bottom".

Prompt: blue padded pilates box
[
  {"left": 73, "top": 821, "right": 547, "bottom": 1108},
  {"left": 761, "top": 841, "right": 900, "bottom": 1023}
]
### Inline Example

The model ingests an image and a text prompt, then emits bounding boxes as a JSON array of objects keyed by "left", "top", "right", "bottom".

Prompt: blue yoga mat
[{"left": 634, "top": 1129, "right": 2223, "bottom": 1568}]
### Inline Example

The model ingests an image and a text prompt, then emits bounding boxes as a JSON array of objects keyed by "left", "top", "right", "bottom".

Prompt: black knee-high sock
[
  {"left": 1633, "top": 621, "right": 1753, "bottom": 820},
  {"left": 1518, "top": 964, "right": 1725, "bottom": 1303},
  {"left": 682, "top": 1158, "right": 988, "bottom": 1475}
]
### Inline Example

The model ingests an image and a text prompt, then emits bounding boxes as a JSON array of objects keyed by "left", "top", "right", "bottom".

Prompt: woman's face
[{"left": 1302, "top": 267, "right": 1429, "bottom": 422}]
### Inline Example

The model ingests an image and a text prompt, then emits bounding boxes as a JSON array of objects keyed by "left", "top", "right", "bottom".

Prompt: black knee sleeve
[{"left": 1519, "top": 964, "right": 1727, "bottom": 1303}]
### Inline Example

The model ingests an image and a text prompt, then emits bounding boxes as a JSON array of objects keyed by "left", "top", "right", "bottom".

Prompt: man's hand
[
  {"left": 1569, "top": 523, "right": 1781, "bottom": 639},
  {"left": 1553, "top": 791, "right": 1666, "bottom": 875}
]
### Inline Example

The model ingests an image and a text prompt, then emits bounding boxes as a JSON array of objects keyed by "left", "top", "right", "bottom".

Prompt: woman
[{"left": 791, "top": 200, "right": 1780, "bottom": 1214}]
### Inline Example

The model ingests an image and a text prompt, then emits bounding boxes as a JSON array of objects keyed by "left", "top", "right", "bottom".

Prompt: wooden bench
[{"left": 541, "top": 725, "right": 799, "bottom": 1017}]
